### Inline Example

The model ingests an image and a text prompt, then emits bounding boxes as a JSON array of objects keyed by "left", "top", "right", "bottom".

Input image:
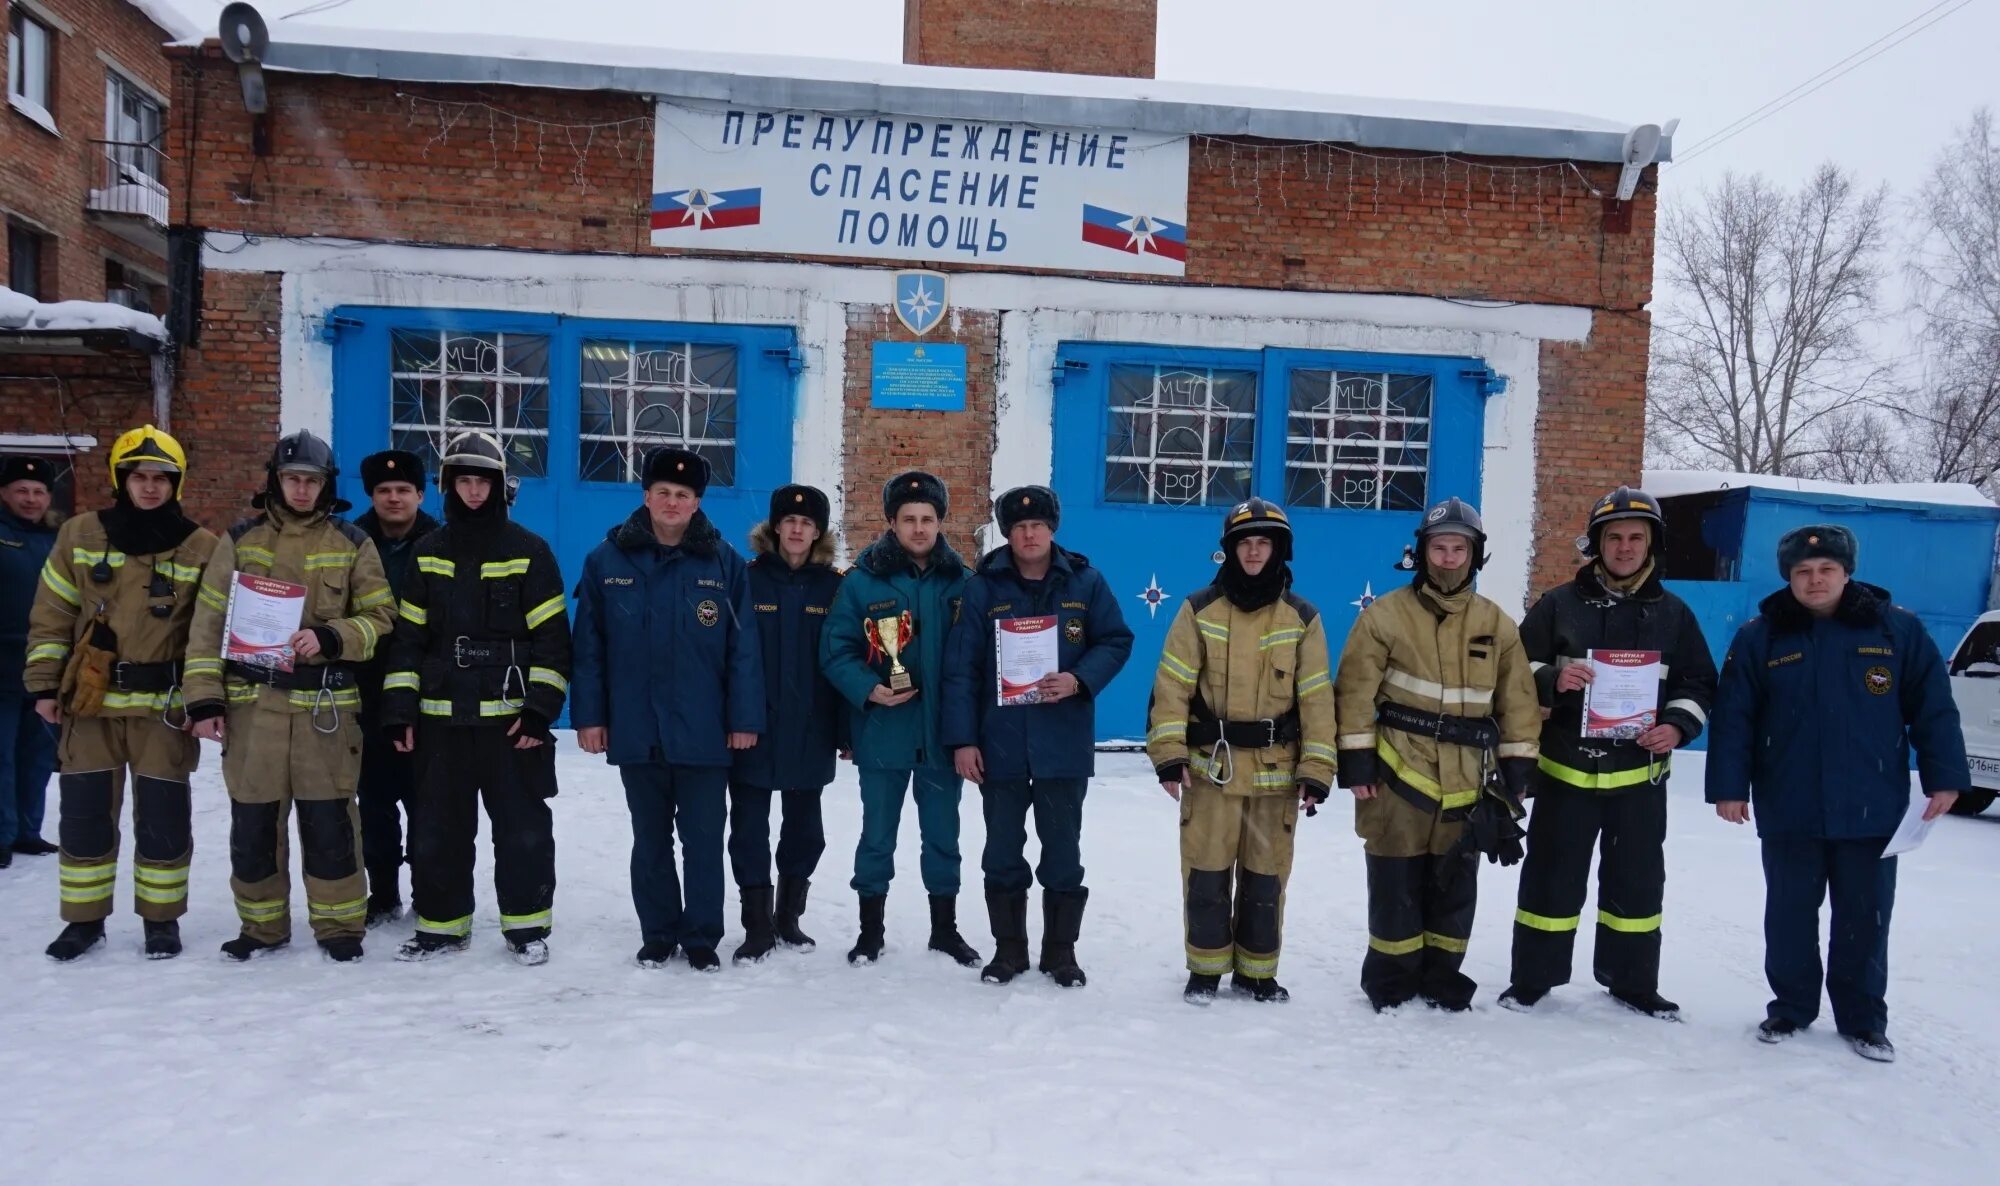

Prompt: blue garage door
[
  {"left": 326, "top": 307, "right": 799, "bottom": 588},
  {"left": 1051, "top": 342, "right": 1496, "bottom": 741}
]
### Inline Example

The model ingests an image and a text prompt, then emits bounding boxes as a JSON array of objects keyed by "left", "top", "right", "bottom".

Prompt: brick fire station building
[{"left": 23, "top": 1, "right": 1672, "bottom": 738}]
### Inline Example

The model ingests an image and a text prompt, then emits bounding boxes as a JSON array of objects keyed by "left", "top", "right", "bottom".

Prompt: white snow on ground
[{"left": 1, "top": 747, "right": 1994, "bottom": 1185}]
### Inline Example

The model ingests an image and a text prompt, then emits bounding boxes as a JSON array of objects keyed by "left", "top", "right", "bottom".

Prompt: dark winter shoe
[
  {"left": 320, "top": 937, "right": 365, "bottom": 963},
  {"left": 220, "top": 934, "right": 290, "bottom": 962},
  {"left": 1757, "top": 1018, "right": 1803, "bottom": 1045},
  {"left": 774, "top": 876, "right": 816, "bottom": 950},
  {"left": 1610, "top": 987, "right": 1682, "bottom": 1021},
  {"left": 685, "top": 947, "right": 721, "bottom": 973},
  {"left": 1423, "top": 994, "right": 1473, "bottom": 1013},
  {"left": 847, "top": 894, "right": 887, "bottom": 966},
  {"left": 12, "top": 837, "right": 58, "bottom": 855},
  {"left": 1038, "top": 889, "right": 1089, "bottom": 989},
  {"left": 926, "top": 894, "right": 982, "bottom": 968},
  {"left": 508, "top": 937, "right": 550, "bottom": 967},
  {"left": 733, "top": 885, "right": 777, "bottom": 964},
  {"left": 980, "top": 888, "right": 1031, "bottom": 985},
  {"left": 1368, "top": 992, "right": 1418, "bottom": 1014},
  {"left": 1497, "top": 984, "right": 1550, "bottom": 1012},
  {"left": 1845, "top": 1031, "right": 1895, "bottom": 1063},
  {"left": 394, "top": 933, "right": 468, "bottom": 962},
  {"left": 1183, "top": 973, "right": 1222, "bottom": 1006},
  {"left": 365, "top": 898, "right": 405, "bottom": 929},
  {"left": 46, "top": 921, "right": 106, "bottom": 962},
  {"left": 1231, "top": 973, "right": 1291, "bottom": 1003},
  {"left": 143, "top": 920, "right": 183, "bottom": 960},
  {"left": 635, "top": 940, "right": 677, "bottom": 968},
  {"left": 0, "top": 848, "right": 11, "bottom": 869}
]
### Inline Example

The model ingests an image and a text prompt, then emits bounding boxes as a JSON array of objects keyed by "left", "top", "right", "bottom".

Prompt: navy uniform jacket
[
  {"left": 1705, "top": 582, "right": 1969, "bottom": 839},
  {"left": 732, "top": 523, "right": 844, "bottom": 790},
  {"left": 355, "top": 507, "right": 439, "bottom": 707},
  {"left": 572, "top": 509, "right": 764, "bottom": 768},
  {"left": 941, "top": 545, "right": 1134, "bottom": 781},
  {"left": 1, "top": 507, "right": 61, "bottom": 697}
]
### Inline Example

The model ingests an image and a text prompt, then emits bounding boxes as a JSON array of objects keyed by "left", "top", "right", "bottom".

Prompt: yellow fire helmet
[{"left": 106, "top": 424, "right": 188, "bottom": 495}]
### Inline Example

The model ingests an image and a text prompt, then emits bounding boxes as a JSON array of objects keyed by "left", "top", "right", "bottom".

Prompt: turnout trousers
[
  {"left": 223, "top": 706, "right": 368, "bottom": 943},
  {"left": 981, "top": 777, "right": 1087, "bottom": 894},
  {"left": 1355, "top": 792, "right": 1477, "bottom": 1009},
  {"left": 1761, "top": 834, "right": 1896, "bottom": 1037},
  {"left": 726, "top": 782, "right": 826, "bottom": 889},
  {"left": 0, "top": 694, "right": 57, "bottom": 849},
  {"left": 1179, "top": 779, "right": 1296, "bottom": 979},
  {"left": 623, "top": 761, "right": 727, "bottom": 949},
  {"left": 409, "top": 723, "right": 557, "bottom": 944},
  {"left": 55, "top": 714, "right": 197, "bottom": 923},
  {"left": 1510, "top": 784, "right": 1668, "bottom": 994}
]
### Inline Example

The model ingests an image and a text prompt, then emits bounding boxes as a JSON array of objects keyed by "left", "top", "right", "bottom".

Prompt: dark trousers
[
  {"left": 852, "top": 766, "right": 963, "bottom": 897},
  {"left": 0, "top": 694, "right": 56, "bottom": 848},
  {"left": 357, "top": 721, "right": 418, "bottom": 902},
  {"left": 1511, "top": 785, "right": 1667, "bottom": 993},
  {"left": 980, "top": 777, "right": 1087, "bottom": 893},
  {"left": 409, "top": 725, "right": 556, "bottom": 941},
  {"left": 1761, "top": 834, "right": 1897, "bottom": 1035},
  {"left": 1361, "top": 852, "right": 1479, "bottom": 1008},
  {"left": 727, "top": 782, "right": 826, "bottom": 887},
  {"left": 622, "top": 762, "right": 728, "bottom": 949}
]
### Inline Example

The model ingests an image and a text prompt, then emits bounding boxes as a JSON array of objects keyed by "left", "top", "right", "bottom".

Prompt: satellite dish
[
  {"left": 219, "top": 4, "right": 269, "bottom": 65},
  {"left": 1615, "top": 123, "right": 1664, "bottom": 202}
]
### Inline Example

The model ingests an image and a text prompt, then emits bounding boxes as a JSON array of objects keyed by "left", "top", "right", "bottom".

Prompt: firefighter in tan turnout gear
[
  {"left": 30, "top": 426, "right": 218, "bottom": 962},
  {"left": 185, "top": 431, "right": 396, "bottom": 963},
  {"left": 1334, "top": 497, "right": 1540, "bottom": 1012},
  {"left": 1146, "top": 499, "right": 1338, "bottom": 1006}
]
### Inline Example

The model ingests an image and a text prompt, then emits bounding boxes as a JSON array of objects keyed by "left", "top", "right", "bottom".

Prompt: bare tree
[
  {"left": 1647, "top": 165, "right": 1894, "bottom": 477},
  {"left": 1900, "top": 108, "right": 2000, "bottom": 490}
]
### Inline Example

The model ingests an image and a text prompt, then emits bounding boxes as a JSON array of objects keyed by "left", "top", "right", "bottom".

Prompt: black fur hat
[
  {"left": 769, "top": 484, "right": 831, "bottom": 535},
  {"left": 995, "top": 485, "right": 1060, "bottom": 534},
  {"left": 0, "top": 456, "right": 55, "bottom": 488},
  {"left": 359, "top": 450, "right": 425, "bottom": 493},
  {"left": 1777, "top": 523, "right": 1857, "bottom": 577},
  {"left": 642, "top": 447, "right": 710, "bottom": 496},
  {"left": 883, "top": 470, "right": 947, "bottom": 520}
]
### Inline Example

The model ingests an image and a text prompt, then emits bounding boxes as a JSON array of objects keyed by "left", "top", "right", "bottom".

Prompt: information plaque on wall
[{"left": 870, "top": 341, "right": 967, "bottom": 411}]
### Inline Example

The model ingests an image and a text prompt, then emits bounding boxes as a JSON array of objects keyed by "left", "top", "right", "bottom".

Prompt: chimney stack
[{"left": 903, "top": 0, "right": 1157, "bottom": 79}]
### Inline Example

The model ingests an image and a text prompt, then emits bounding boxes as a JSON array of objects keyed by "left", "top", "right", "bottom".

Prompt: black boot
[
  {"left": 685, "top": 947, "right": 721, "bottom": 973},
  {"left": 1038, "top": 888, "right": 1088, "bottom": 989},
  {"left": 13, "top": 836, "right": 59, "bottom": 855},
  {"left": 1183, "top": 972, "right": 1221, "bottom": 1006},
  {"left": 1231, "top": 972, "right": 1291, "bottom": 1003},
  {"left": 0, "top": 848, "right": 11, "bottom": 869},
  {"left": 365, "top": 890, "right": 404, "bottom": 929},
  {"left": 847, "top": 894, "right": 886, "bottom": 965},
  {"left": 221, "top": 934, "right": 290, "bottom": 962},
  {"left": 979, "top": 889, "right": 1031, "bottom": 985},
  {"left": 636, "top": 940, "right": 677, "bottom": 968},
  {"left": 734, "top": 885, "right": 777, "bottom": 964},
  {"left": 144, "top": 920, "right": 182, "bottom": 960},
  {"left": 1497, "top": 984, "right": 1550, "bottom": 1012},
  {"left": 320, "top": 936, "right": 365, "bottom": 963},
  {"left": 1610, "top": 987, "right": 1682, "bottom": 1021},
  {"left": 775, "top": 875, "right": 816, "bottom": 950},
  {"left": 394, "top": 932, "right": 467, "bottom": 962},
  {"left": 926, "top": 894, "right": 981, "bottom": 967},
  {"left": 46, "top": 921, "right": 106, "bottom": 962}
]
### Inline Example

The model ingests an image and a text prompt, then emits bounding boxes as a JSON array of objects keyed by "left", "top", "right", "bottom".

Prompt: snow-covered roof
[
  {"left": 124, "top": 1, "right": 199, "bottom": 41},
  {"left": 1645, "top": 469, "right": 1998, "bottom": 510},
  {"left": 176, "top": 18, "right": 1667, "bottom": 165},
  {"left": 0, "top": 287, "right": 167, "bottom": 341}
]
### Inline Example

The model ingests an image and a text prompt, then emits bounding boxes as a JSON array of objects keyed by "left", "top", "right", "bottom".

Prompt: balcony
[{"left": 85, "top": 140, "right": 171, "bottom": 256}]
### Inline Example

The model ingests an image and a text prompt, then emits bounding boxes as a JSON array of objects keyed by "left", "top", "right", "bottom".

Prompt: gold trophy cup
[{"left": 867, "top": 611, "right": 915, "bottom": 692}]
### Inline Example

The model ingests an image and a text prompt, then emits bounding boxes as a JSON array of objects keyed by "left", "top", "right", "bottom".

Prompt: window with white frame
[
  {"left": 389, "top": 329, "right": 550, "bottom": 478},
  {"left": 1103, "top": 363, "right": 1257, "bottom": 506},
  {"left": 578, "top": 340, "right": 738, "bottom": 484},
  {"left": 104, "top": 70, "right": 165, "bottom": 182},
  {"left": 7, "top": 7, "right": 54, "bottom": 118},
  {"left": 1283, "top": 369, "right": 1433, "bottom": 511}
]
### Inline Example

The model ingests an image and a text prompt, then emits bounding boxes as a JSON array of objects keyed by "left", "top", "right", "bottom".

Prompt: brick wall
[
  {"left": 0, "top": 0, "right": 175, "bottom": 302},
  {"left": 903, "top": 0, "right": 1156, "bottom": 79},
  {"left": 1532, "top": 309, "right": 1652, "bottom": 596},
  {"left": 0, "top": 354, "right": 153, "bottom": 507},
  {"left": 169, "top": 268, "right": 282, "bottom": 529},
  {"left": 840, "top": 305, "right": 999, "bottom": 558}
]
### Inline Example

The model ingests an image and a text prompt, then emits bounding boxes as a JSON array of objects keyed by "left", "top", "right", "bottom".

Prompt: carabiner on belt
[
  {"left": 1206, "top": 738, "right": 1235, "bottom": 787},
  {"left": 499, "top": 664, "right": 526, "bottom": 711},
  {"left": 310, "top": 680, "right": 341, "bottom": 735},
  {"left": 159, "top": 683, "right": 189, "bottom": 732}
]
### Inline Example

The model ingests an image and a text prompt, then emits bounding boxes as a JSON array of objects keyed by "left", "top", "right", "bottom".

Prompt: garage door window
[{"left": 389, "top": 329, "right": 550, "bottom": 477}]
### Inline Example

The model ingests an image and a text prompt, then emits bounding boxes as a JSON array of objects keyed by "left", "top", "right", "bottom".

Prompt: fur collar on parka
[
  {"left": 1759, "top": 580, "right": 1891, "bottom": 634},
  {"left": 610, "top": 507, "right": 721, "bottom": 557},
  {"left": 748, "top": 520, "right": 837, "bottom": 568},
  {"left": 855, "top": 529, "right": 965, "bottom": 580}
]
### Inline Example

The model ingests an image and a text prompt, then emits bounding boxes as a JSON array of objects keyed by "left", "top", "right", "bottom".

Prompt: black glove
[
  {"left": 185, "top": 699, "right": 226, "bottom": 723},
  {"left": 308, "top": 626, "right": 342, "bottom": 660},
  {"left": 1469, "top": 788, "right": 1526, "bottom": 867},
  {"left": 513, "top": 708, "right": 554, "bottom": 743},
  {"left": 1298, "top": 780, "right": 1329, "bottom": 817}
]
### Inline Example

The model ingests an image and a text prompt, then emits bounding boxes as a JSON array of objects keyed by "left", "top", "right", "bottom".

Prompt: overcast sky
[{"left": 190, "top": 0, "right": 1995, "bottom": 201}]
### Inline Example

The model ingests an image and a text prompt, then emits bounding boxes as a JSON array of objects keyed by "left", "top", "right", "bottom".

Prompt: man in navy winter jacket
[
  {"left": 942, "top": 485, "right": 1132, "bottom": 988},
  {"left": 1706, "top": 524, "right": 1965, "bottom": 1063},
  {"left": 0, "top": 456, "right": 61, "bottom": 868},
  {"left": 572, "top": 447, "right": 763, "bottom": 972},
  {"left": 728, "top": 483, "right": 844, "bottom": 963}
]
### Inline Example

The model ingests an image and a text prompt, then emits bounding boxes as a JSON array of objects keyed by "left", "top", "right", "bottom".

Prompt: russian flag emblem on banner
[
  {"left": 651, "top": 187, "right": 763, "bottom": 231},
  {"left": 1080, "top": 204, "right": 1187, "bottom": 262}
]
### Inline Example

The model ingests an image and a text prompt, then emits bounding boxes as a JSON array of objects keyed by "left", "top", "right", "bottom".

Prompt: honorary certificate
[
  {"left": 996, "top": 616, "right": 1059, "bottom": 706},
  {"left": 1581, "top": 649, "right": 1662, "bottom": 739},
  {"left": 223, "top": 572, "right": 308, "bottom": 672}
]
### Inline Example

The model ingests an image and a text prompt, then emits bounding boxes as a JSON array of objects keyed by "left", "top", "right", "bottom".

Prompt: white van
[{"left": 1945, "top": 611, "right": 2000, "bottom": 816}]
